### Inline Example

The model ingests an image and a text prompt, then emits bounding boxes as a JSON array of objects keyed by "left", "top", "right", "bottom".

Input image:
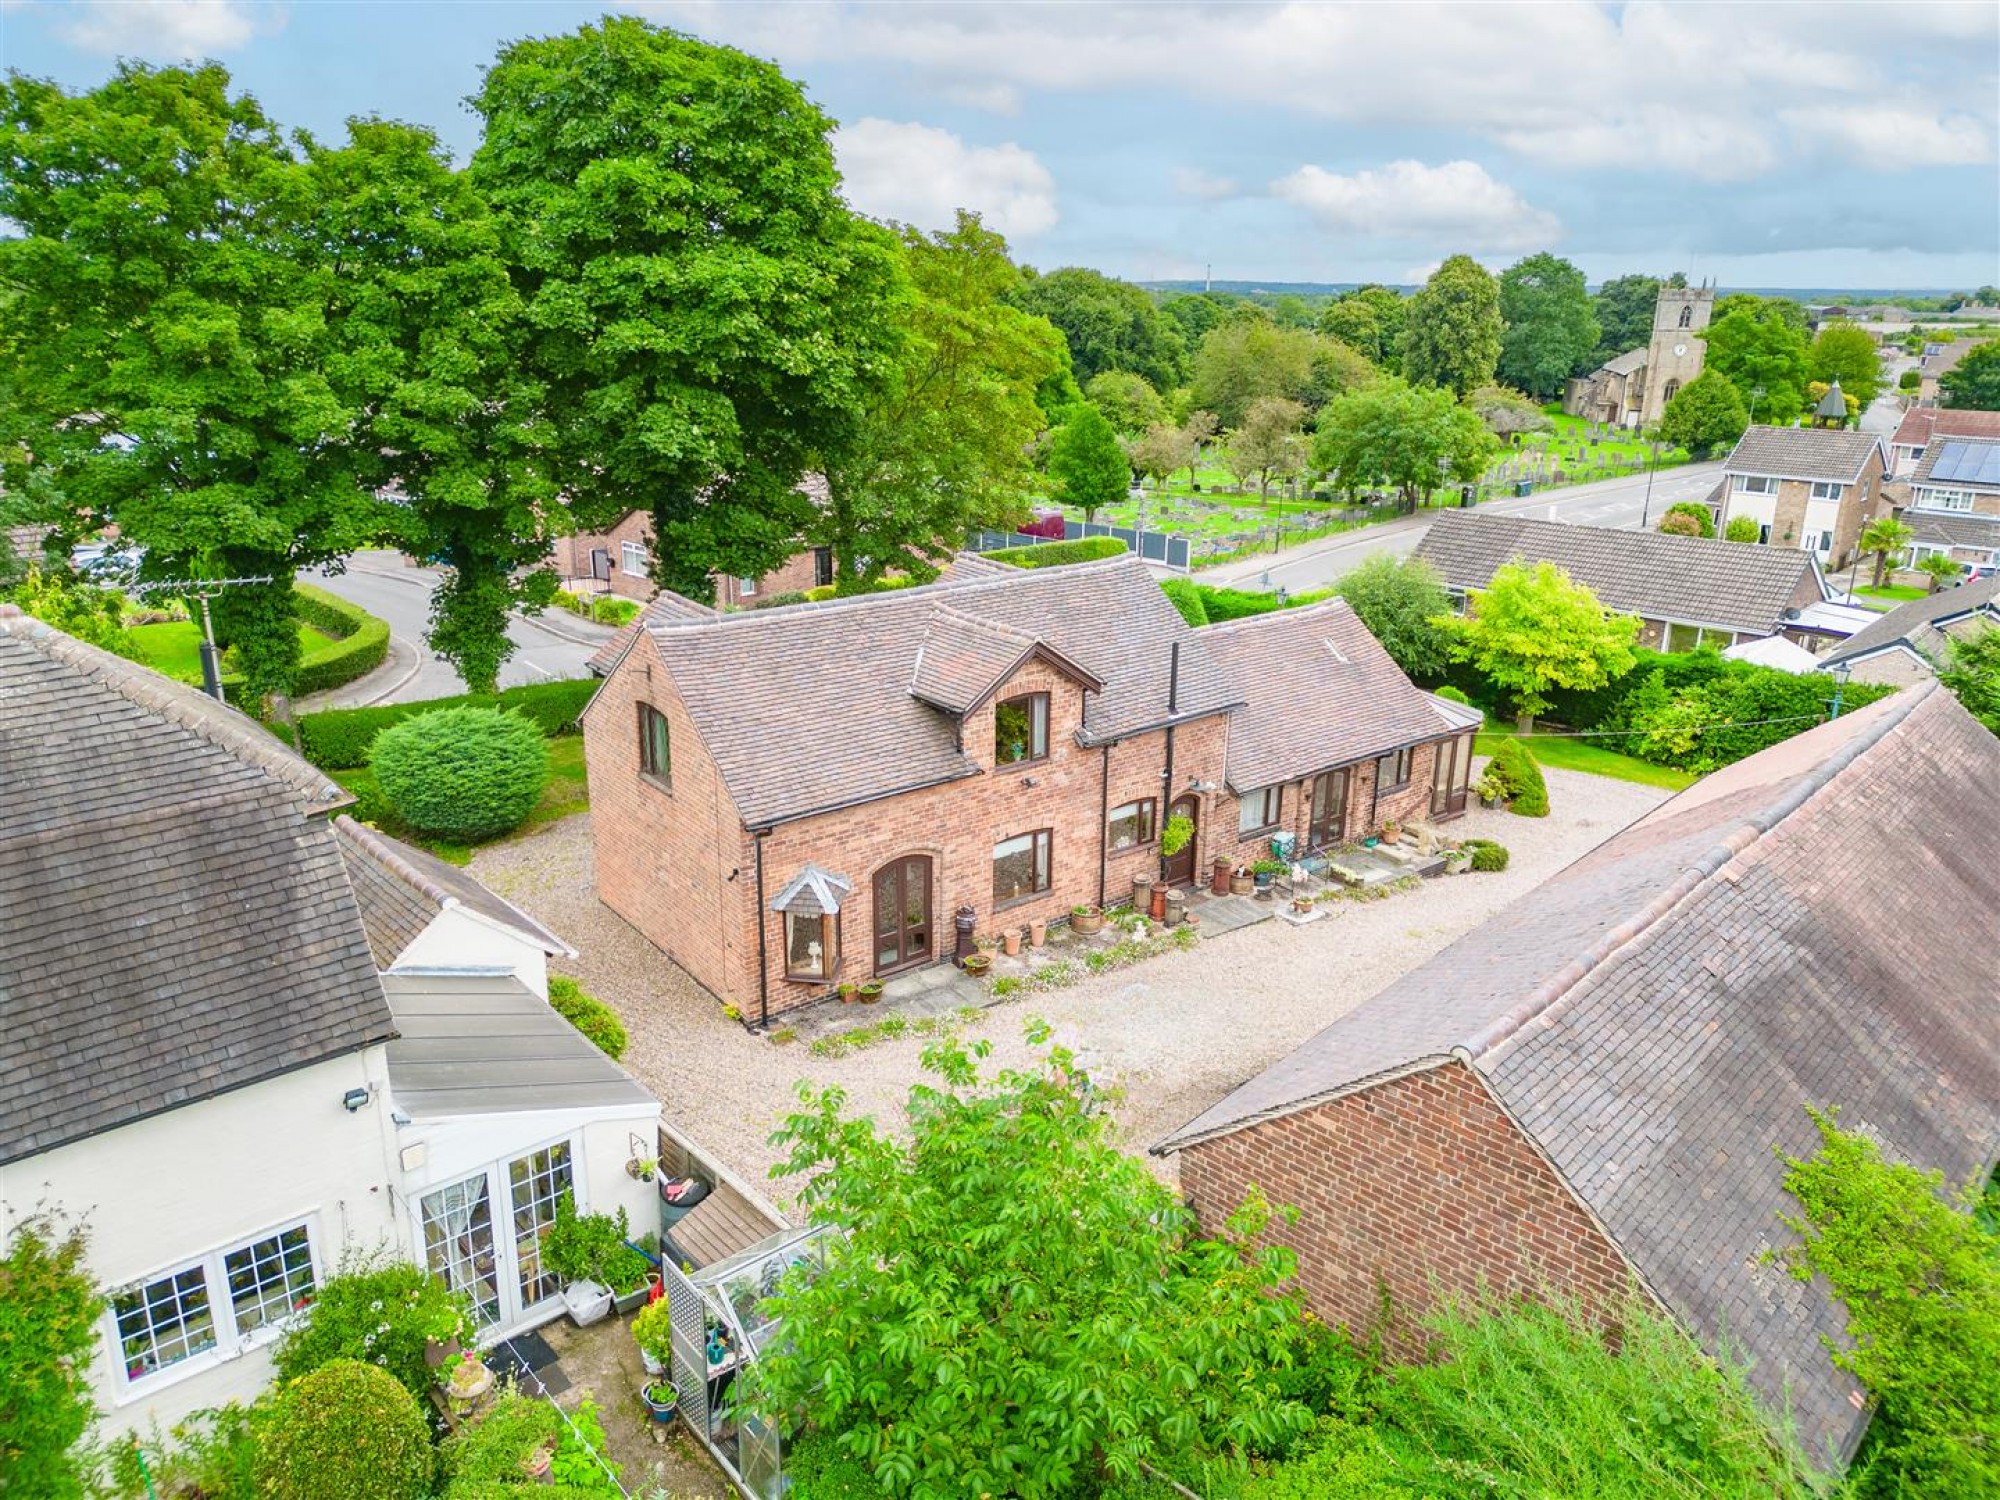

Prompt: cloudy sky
[{"left": 5, "top": 0, "right": 1997, "bottom": 289}]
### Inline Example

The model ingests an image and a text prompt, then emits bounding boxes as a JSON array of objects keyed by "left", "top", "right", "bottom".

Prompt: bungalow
[
  {"left": 1155, "top": 682, "right": 2000, "bottom": 1469},
  {"left": 1821, "top": 573, "right": 2000, "bottom": 685},
  {"left": 1898, "top": 435, "right": 2000, "bottom": 574},
  {"left": 1884, "top": 405, "right": 2000, "bottom": 477},
  {"left": 1714, "top": 426, "right": 1888, "bottom": 570},
  {"left": 1415, "top": 510, "right": 1835, "bottom": 653},
  {"left": 0, "top": 608, "right": 658, "bottom": 1437},
  {"left": 583, "top": 554, "right": 1472, "bottom": 1024}
]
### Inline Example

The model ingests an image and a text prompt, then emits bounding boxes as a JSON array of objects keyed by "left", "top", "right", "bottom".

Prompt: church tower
[{"left": 1638, "top": 281, "right": 1715, "bottom": 428}]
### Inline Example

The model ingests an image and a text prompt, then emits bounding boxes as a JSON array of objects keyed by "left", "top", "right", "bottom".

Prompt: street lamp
[
  {"left": 1825, "top": 659, "right": 1853, "bottom": 720},
  {"left": 1640, "top": 439, "right": 1662, "bottom": 528}
]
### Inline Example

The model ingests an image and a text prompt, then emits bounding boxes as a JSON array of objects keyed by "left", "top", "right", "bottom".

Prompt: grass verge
[
  {"left": 1476, "top": 719, "right": 1697, "bottom": 792},
  {"left": 329, "top": 734, "right": 589, "bottom": 865},
  {"left": 124, "top": 620, "right": 331, "bottom": 683}
]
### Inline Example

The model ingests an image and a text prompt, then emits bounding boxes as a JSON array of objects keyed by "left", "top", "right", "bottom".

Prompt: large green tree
[
  {"left": 1702, "top": 303, "right": 1812, "bottom": 425},
  {"left": 1312, "top": 376, "right": 1497, "bottom": 511},
  {"left": 1333, "top": 554, "right": 1453, "bottom": 679},
  {"left": 1941, "top": 341, "right": 2000, "bottom": 410},
  {"left": 1189, "top": 318, "right": 1317, "bottom": 428},
  {"left": 1403, "top": 255, "right": 1504, "bottom": 396},
  {"left": 304, "top": 119, "right": 557, "bottom": 694},
  {"left": 1807, "top": 321, "right": 1883, "bottom": 412},
  {"left": 1007, "top": 266, "right": 1184, "bottom": 390},
  {"left": 1159, "top": 290, "right": 1238, "bottom": 349},
  {"left": 0, "top": 63, "right": 383, "bottom": 700},
  {"left": 1591, "top": 272, "right": 1663, "bottom": 359},
  {"left": 1436, "top": 560, "right": 1640, "bottom": 730},
  {"left": 1658, "top": 370, "right": 1749, "bottom": 459},
  {"left": 1940, "top": 624, "right": 2000, "bottom": 734},
  {"left": 758, "top": 1029, "right": 1309, "bottom": 1497},
  {"left": 1225, "top": 396, "right": 1306, "bottom": 502},
  {"left": 1083, "top": 369, "right": 1164, "bottom": 435},
  {"left": 812, "top": 212, "right": 1064, "bottom": 589},
  {"left": 1318, "top": 284, "right": 1406, "bottom": 363},
  {"left": 1045, "top": 403, "right": 1129, "bottom": 522},
  {"left": 1497, "top": 253, "right": 1600, "bottom": 399},
  {"left": 1859, "top": 514, "right": 1915, "bottom": 589},
  {"left": 469, "top": 18, "right": 902, "bottom": 601}
]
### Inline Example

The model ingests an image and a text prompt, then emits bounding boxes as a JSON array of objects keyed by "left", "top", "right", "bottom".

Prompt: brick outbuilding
[
  {"left": 1155, "top": 681, "right": 2000, "bottom": 1468},
  {"left": 582, "top": 554, "right": 1477, "bottom": 1023}
]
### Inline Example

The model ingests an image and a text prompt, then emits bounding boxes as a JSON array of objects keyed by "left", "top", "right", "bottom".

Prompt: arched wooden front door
[
  {"left": 872, "top": 855, "right": 933, "bottom": 975},
  {"left": 1163, "top": 794, "right": 1199, "bottom": 888}
]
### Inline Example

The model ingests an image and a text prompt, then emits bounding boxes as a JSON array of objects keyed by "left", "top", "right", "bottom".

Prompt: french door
[
  {"left": 1310, "top": 769, "right": 1348, "bottom": 849},
  {"left": 419, "top": 1139, "right": 575, "bottom": 1333},
  {"left": 873, "top": 855, "right": 933, "bottom": 975},
  {"left": 1431, "top": 733, "right": 1475, "bottom": 819}
]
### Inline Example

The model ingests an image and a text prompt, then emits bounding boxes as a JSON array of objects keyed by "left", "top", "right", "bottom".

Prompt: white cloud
[
  {"left": 1272, "top": 159, "right": 1560, "bottom": 251},
  {"left": 1781, "top": 105, "right": 1995, "bottom": 171},
  {"left": 832, "top": 118, "right": 1057, "bottom": 238},
  {"left": 61, "top": 0, "right": 282, "bottom": 56},
  {"left": 1172, "top": 167, "right": 1238, "bottom": 201}
]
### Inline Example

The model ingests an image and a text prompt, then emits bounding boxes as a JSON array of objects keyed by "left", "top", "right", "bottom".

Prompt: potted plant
[
  {"left": 1070, "top": 903, "right": 1105, "bottom": 936},
  {"left": 1474, "top": 770, "right": 1507, "bottom": 809},
  {"left": 857, "top": 979, "right": 884, "bottom": 1003},
  {"left": 642, "top": 1379, "right": 680, "bottom": 1423},
  {"left": 1251, "top": 858, "right": 1286, "bottom": 895},
  {"left": 1232, "top": 864, "right": 1255, "bottom": 896},
  {"left": 1160, "top": 814, "right": 1194, "bottom": 863},
  {"left": 604, "top": 1241, "right": 656, "bottom": 1315},
  {"left": 633, "top": 1298, "right": 674, "bottom": 1378},
  {"left": 1002, "top": 928, "right": 1022, "bottom": 957},
  {"left": 546, "top": 1197, "right": 630, "bottom": 1326},
  {"left": 962, "top": 951, "right": 992, "bottom": 977},
  {"left": 1380, "top": 818, "right": 1402, "bottom": 843},
  {"left": 525, "top": 1440, "right": 555, "bottom": 1483},
  {"left": 442, "top": 1349, "right": 494, "bottom": 1419},
  {"left": 624, "top": 1154, "right": 659, "bottom": 1182},
  {"left": 837, "top": 980, "right": 858, "bottom": 1004},
  {"left": 1292, "top": 893, "right": 1316, "bottom": 915}
]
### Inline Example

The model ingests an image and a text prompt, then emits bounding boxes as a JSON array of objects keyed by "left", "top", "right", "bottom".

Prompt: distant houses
[
  {"left": 1884, "top": 405, "right": 2000, "bottom": 478},
  {"left": 1155, "top": 682, "right": 2000, "bottom": 1469},
  {"left": 1899, "top": 435, "right": 2000, "bottom": 577},
  {"left": 1823, "top": 571, "right": 2000, "bottom": 685},
  {"left": 1712, "top": 426, "right": 1888, "bottom": 571}
]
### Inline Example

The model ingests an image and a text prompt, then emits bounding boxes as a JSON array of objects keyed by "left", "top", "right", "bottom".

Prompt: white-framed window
[
  {"left": 110, "top": 1221, "right": 318, "bottom": 1397},
  {"left": 1809, "top": 480, "right": 1844, "bottom": 501},
  {"left": 620, "top": 540, "right": 647, "bottom": 573},
  {"left": 1810, "top": 529, "right": 1835, "bottom": 555},
  {"left": 1735, "top": 475, "right": 1777, "bottom": 495},
  {"left": 1239, "top": 787, "right": 1281, "bottom": 833},
  {"left": 1915, "top": 487, "right": 1978, "bottom": 512},
  {"left": 737, "top": 575, "right": 758, "bottom": 598}
]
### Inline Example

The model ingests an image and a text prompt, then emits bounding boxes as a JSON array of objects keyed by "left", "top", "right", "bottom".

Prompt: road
[
  {"left": 1202, "top": 460, "right": 1727, "bottom": 593},
  {"left": 307, "top": 553, "right": 612, "bottom": 705}
]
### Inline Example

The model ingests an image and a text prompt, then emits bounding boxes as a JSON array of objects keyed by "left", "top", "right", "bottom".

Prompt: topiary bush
[
  {"left": 272, "top": 1254, "right": 472, "bottom": 1399},
  {"left": 990, "top": 536, "right": 1127, "bottom": 568},
  {"left": 548, "top": 976, "right": 627, "bottom": 1060},
  {"left": 371, "top": 707, "right": 549, "bottom": 842},
  {"left": 1433, "top": 685, "right": 1472, "bottom": 705},
  {"left": 297, "top": 679, "right": 598, "bottom": 770},
  {"left": 255, "top": 1359, "right": 433, "bottom": 1500},
  {"left": 1464, "top": 839, "right": 1510, "bottom": 872},
  {"left": 1487, "top": 739, "right": 1549, "bottom": 817}
]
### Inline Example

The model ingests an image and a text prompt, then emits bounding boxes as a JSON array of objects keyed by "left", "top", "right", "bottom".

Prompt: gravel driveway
[{"left": 468, "top": 769, "right": 1669, "bottom": 1207}]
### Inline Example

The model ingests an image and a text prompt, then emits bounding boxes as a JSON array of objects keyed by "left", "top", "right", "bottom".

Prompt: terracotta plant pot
[
  {"left": 1028, "top": 917, "right": 1047, "bottom": 948},
  {"left": 1211, "top": 856, "right": 1233, "bottom": 896},
  {"left": 962, "top": 953, "right": 992, "bottom": 976},
  {"left": 1149, "top": 883, "right": 1167, "bottom": 921},
  {"left": 858, "top": 980, "right": 884, "bottom": 1003},
  {"left": 1292, "top": 896, "right": 1315, "bottom": 915},
  {"left": 837, "top": 983, "right": 858, "bottom": 1004},
  {"left": 1070, "top": 906, "right": 1105, "bottom": 935},
  {"left": 1002, "top": 928, "right": 1022, "bottom": 956}
]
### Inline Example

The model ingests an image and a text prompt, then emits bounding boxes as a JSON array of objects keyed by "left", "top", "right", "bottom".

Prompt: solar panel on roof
[{"left": 1930, "top": 440, "right": 2000, "bottom": 485}]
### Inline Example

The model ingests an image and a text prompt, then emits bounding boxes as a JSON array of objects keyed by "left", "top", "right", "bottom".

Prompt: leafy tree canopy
[
  {"left": 1941, "top": 340, "right": 2000, "bottom": 410},
  {"left": 1941, "top": 624, "right": 2000, "bottom": 735},
  {"left": 1333, "top": 553, "right": 1453, "bottom": 679},
  {"left": 757, "top": 1027, "right": 1310, "bottom": 1498},
  {"left": 469, "top": 17, "right": 904, "bottom": 601},
  {"left": 1436, "top": 560, "right": 1640, "bottom": 729},
  {"left": 1007, "top": 266, "right": 1185, "bottom": 390},
  {"left": 1497, "top": 253, "right": 1600, "bottom": 399},
  {"left": 1591, "top": 272, "right": 1664, "bottom": 359},
  {"left": 1083, "top": 369, "right": 1164, "bottom": 435},
  {"left": 1189, "top": 319, "right": 1363, "bottom": 428},
  {"left": 1658, "top": 370, "right": 1749, "bottom": 459},
  {"left": 1465, "top": 384, "right": 1553, "bottom": 440},
  {"left": 1312, "top": 376, "right": 1497, "bottom": 509},
  {"left": 0, "top": 1212, "right": 102, "bottom": 1500},
  {"left": 1130, "top": 420, "right": 1194, "bottom": 490},
  {"left": 1859, "top": 514, "right": 1915, "bottom": 589},
  {"left": 1807, "top": 321, "right": 1883, "bottom": 411},
  {"left": 1403, "top": 255, "right": 1503, "bottom": 396},
  {"left": 1045, "top": 403, "right": 1129, "bottom": 522},
  {"left": 1159, "top": 290, "right": 1240, "bottom": 349},
  {"left": 1226, "top": 396, "right": 1307, "bottom": 500},
  {"left": 1317, "top": 284, "right": 1406, "bottom": 364},
  {"left": 1702, "top": 305, "right": 1811, "bottom": 425}
]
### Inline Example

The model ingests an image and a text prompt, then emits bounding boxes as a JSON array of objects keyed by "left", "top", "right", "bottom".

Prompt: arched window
[
  {"left": 1662, "top": 379, "right": 1681, "bottom": 405},
  {"left": 1678, "top": 303, "right": 1694, "bottom": 328}
]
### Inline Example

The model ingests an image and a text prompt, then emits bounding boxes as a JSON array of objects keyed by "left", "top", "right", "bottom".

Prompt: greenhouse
[{"left": 662, "top": 1223, "right": 829, "bottom": 1498}]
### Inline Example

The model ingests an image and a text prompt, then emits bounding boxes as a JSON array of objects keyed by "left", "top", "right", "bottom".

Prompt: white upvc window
[
  {"left": 620, "top": 540, "right": 648, "bottom": 573},
  {"left": 1735, "top": 475, "right": 1777, "bottom": 495},
  {"left": 1915, "top": 487, "right": 1978, "bottom": 513},
  {"left": 737, "top": 575, "right": 758, "bottom": 598},
  {"left": 1809, "top": 480, "right": 1844, "bottom": 501},
  {"left": 109, "top": 1221, "right": 318, "bottom": 1399}
]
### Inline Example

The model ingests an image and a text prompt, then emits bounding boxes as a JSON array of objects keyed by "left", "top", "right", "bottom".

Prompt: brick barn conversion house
[
  {"left": 1154, "top": 681, "right": 2000, "bottom": 1467},
  {"left": 583, "top": 553, "right": 1479, "bottom": 1024}
]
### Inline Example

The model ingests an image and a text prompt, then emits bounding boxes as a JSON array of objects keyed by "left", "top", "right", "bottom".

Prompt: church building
[{"left": 1565, "top": 282, "right": 1714, "bottom": 429}]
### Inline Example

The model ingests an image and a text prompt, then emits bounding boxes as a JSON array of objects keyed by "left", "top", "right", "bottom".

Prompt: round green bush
[
  {"left": 1465, "top": 840, "right": 1510, "bottom": 872},
  {"left": 256, "top": 1359, "right": 433, "bottom": 1500},
  {"left": 1433, "top": 685, "right": 1472, "bottom": 705},
  {"left": 547, "top": 976, "right": 627, "bottom": 1060},
  {"left": 370, "top": 706, "right": 549, "bottom": 842}
]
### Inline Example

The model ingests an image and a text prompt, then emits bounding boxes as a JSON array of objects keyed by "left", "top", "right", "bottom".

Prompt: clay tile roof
[
  {"left": 333, "top": 815, "right": 576, "bottom": 964},
  {"left": 1721, "top": 424, "right": 1884, "bottom": 484},
  {"left": 586, "top": 588, "right": 719, "bottom": 676},
  {"left": 0, "top": 611, "right": 394, "bottom": 1166},
  {"left": 1199, "top": 600, "right": 1471, "bottom": 790},
  {"left": 938, "top": 551, "right": 1014, "bottom": 580},
  {"left": 1415, "top": 510, "right": 1824, "bottom": 637},
  {"left": 1885, "top": 407, "right": 2000, "bottom": 451},
  {"left": 624, "top": 554, "right": 1240, "bottom": 829},
  {"left": 910, "top": 602, "right": 1101, "bottom": 714},
  {"left": 1823, "top": 572, "right": 2000, "bottom": 670},
  {"left": 1156, "top": 683, "right": 2000, "bottom": 1464}
]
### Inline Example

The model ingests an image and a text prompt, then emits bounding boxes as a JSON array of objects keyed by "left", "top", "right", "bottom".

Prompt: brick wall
[
  {"left": 715, "top": 549, "right": 825, "bottom": 608},
  {"left": 1177, "top": 1059, "right": 1634, "bottom": 1349},
  {"left": 1218, "top": 738, "right": 1449, "bottom": 871},
  {"left": 554, "top": 509, "right": 828, "bottom": 605}
]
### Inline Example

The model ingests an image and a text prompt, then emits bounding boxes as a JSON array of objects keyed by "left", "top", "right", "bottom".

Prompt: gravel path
[{"left": 468, "top": 768, "right": 1669, "bottom": 1209}]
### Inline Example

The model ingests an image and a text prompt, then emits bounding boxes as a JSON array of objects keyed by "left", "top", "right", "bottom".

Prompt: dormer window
[{"left": 995, "top": 693, "right": 1049, "bottom": 766}]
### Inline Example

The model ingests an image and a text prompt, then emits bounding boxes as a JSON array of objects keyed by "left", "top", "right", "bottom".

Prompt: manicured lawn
[
  {"left": 1475, "top": 718, "right": 1697, "bottom": 792},
  {"left": 1854, "top": 584, "right": 1927, "bottom": 607},
  {"left": 329, "top": 734, "right": 590, "bottom": 865},
  {"left": 124, "top": 619, "right": 331, "bottom": 684}
]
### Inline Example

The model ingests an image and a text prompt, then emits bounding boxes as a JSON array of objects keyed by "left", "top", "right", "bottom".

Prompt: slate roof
[
  {"left": 334, "top": 816, "right": 575, "bottom": 966},
  {"left": 1911, "top": 435, "right": 2000, "bottom": 487},
  {"left": 381, "top": 972, "right": 654, "bottom": 1120},
  {"left": 1415, "top": 510, "right": 1825, "bottom": 636},
  {"left": 0, "top": 610, "right": 393, "bottom": 1166},
  {"left": 613, "top": 555, "right": 1240, "bottom": 828},
  {"left": 1721, "top": 425, "right": 1883, "bottom": 484},
  {"left": 1156, "top": 683, "right": 2000, "bottom": 1464},
  {"left": 586, "top": 588, "right": 718, "bottom": 677},
  {"left": 1905, "top": 510, "right": 2000, "bottom": 551},
  {"left": 768, "top": 863, "right": 854, "bottom": 917},
  {"left": 1888, "top": 405, "right": 2000, "bottom": 452},
  {"left": 1822, "top": 573, "right": 2000, "bottom": 670},
  {"left": 1199, "top": 600, "right": 1477, "bottom": 791},
  {"left": 1598, "top": 346, "right": 1648, "bottom": 377}
]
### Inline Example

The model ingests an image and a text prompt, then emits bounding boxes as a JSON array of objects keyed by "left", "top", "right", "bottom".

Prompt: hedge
[
  {"left": 548, "top": 976, "right": 627, "bottom": 1060},
  {"left": 1160, "top": 577, "right": 1208, "bottom": 627},
  {"left": 298, "top": 678, "right": 599, "bottom": 769},
  {"left": 289, "top": 583, "right": 391, "bottom": 696},
  {"left": 990, "top": 536, "right": 1127, "bottom": 568}
]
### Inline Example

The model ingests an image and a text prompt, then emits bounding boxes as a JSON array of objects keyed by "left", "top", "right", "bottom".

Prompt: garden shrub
[
  {"left": 547, "top": 976, "right": 627, "bottom": 1059},
  {"left": 91, "top": 1402, "right": 259, "bottom": 1500},
  {"left": 1660, "top": 500, "right": 1715, "bottom": 537},
  {"left": 754, "top": 590, "right": 810, "bottom": 609},
  {"left": 272, "top": 1254, "right": 472, "bottom": 1399},
  {"left": 370, "top": 707, "right": 550, "bottom": 842},
  {"left": 296, "top": 679, "right": 599, "bottom": 769},
  {"left": 550, "top": 591, "right": 640, "bottom": 627},
  {"left": 0, "top": 1212, "right": 101, "bottom": 1500},
  {"left": 1191, "top": 583, "right": 1285, "bottom": 623},
  {"left": 1159, "top": 576, "right": 1208, "bottom": 627},
  {"left": 288, "top": 583, "right": 391, "bottom": 697},
  {"left": 1432, "top": 685, "right": 1471, "bottom": 705},
  {"left": 782, "top": 1432, "right": 883, "bottom": 1499},
  {"left": 255, "top": 1359, "right": 433, "bottom": 1500},
  {"left": 439, "top": 1390, "right": 561, "bottom": 1495},
  {"left": 1724, "top": 515, "right": 1762, "bottom": 543},
  {"left": 1487, "top": 739, "right": 1548, "bottom": 816},
  {"left": 1465, "top": 839, "right": 1510, "bottom": 872},
  {"left": 989, "top": 535, "right": 1127, "bottom": 568}
]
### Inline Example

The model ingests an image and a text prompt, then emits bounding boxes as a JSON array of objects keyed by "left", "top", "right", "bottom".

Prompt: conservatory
[{"left": 662, "top": 1223, "right": 830, "bottom": 1498}]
